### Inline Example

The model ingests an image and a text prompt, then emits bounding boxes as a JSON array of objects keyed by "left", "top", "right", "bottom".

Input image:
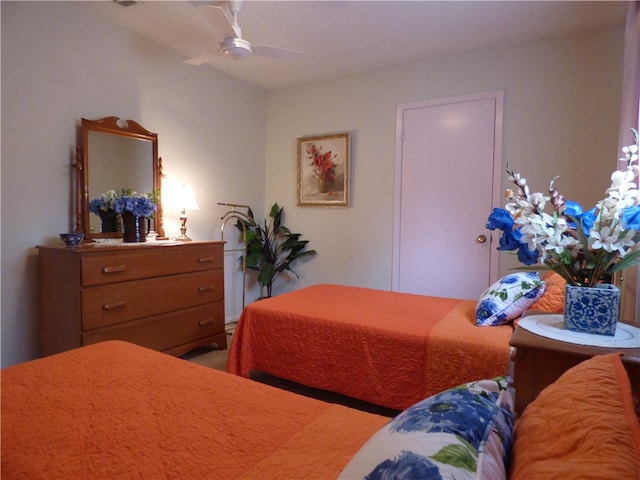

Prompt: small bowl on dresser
[{"left": 59, "top": 233, "right": 85, "bottom": 247}]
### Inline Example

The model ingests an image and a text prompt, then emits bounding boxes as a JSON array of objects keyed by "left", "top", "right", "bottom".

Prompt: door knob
[{"left": 476, "top": 234, "right": 487, "bottom": 244}]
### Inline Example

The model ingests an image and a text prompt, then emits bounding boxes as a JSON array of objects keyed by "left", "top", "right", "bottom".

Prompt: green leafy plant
[{"left": 235, "top": 203, "right": 316, "bottom": 298}]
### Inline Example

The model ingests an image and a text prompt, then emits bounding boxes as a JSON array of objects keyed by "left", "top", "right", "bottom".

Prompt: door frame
[{"left": 392, "top": 90, "right": 504, "bottom": 292}]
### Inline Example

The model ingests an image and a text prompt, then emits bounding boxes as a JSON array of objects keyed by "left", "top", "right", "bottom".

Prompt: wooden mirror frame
[{"left": 75, "top": 117, "right": 165, "bottom": 240}]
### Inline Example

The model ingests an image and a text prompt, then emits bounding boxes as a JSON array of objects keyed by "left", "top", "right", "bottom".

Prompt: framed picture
[{"left": 297, "top": 133, "right": 350, "bottom": 207}]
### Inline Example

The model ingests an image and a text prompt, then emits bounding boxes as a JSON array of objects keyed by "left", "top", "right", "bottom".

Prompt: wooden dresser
[{"left": 38, "top": 241, "right": 226, "bottom": 357}]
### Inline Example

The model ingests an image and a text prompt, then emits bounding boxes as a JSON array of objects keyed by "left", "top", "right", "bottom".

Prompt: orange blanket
[
  {"left": 511, "top": 354, "right": 640, "bottom": 479},
  {"left": 228, "top": 284, "right": 513, "bottom": 410},
  {"left": 1, "top": 341, "right": 389, "bottom": 480}
]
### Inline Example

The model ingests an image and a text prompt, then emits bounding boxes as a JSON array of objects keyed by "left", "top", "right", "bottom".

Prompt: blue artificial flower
[
  {"left": 517, "top": 244, "right": 539, "bottom": 265},
  {"left": 488, "top": 208, "right": 526, "bottom": 252},
  {"left": 579, "top": 208, "right": 597, "bottom": 235},
  {"left": 486, "top": 208, "right": 514, "bottom": 231},
  {"left": 564, "top": 200, "right": 583, "bottom": 217},
  {"left": 497, "top": 228, "right": 522, "bottom": 251},
  {"left": 622, "top": 206, "right": 640, "bottom": 230},
  {"left": 563, "top": 201, "right": 587, "bottom": 231}
]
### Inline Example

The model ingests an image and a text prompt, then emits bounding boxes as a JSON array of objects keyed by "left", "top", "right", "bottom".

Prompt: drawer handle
[
  {"left": 198, "top": 285, "right": 215, "bottom": 293},
  {"left": 102, "top": 301, "right": 126, "bottom": 311},
  {"left": 198, "top": 256, "right": 215, "bottom": 264},
  {"left": 102, "top": 265, "right": 127, "bottom": 274},
  {"left": 199, "top": 318, "right": 215, "bottom": 327}
]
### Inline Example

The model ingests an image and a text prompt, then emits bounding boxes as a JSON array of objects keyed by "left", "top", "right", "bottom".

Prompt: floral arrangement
[
  {"left": 90, "top": 189, "right": 156, "bottom": 218},
  {"left": 487, "top": 131, "right": 640, "bottom": 287},
  {"left": 114, "top": 193, "right": 157, "bottom": 218},
  {"left": 89, "top": 189, "right": 120, "bottom": 217},
  {"left": 306, "top": 144, "right": 337, "bottom": 184}
]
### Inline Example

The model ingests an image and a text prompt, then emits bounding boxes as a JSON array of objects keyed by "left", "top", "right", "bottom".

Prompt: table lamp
[{"left": 165, "top": 183, "right": 200, "bottom": 241}]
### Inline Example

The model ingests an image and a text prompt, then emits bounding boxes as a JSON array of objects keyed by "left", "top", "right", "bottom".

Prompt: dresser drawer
[
  {"left": 82, "top": 302, "right": 225, "bottom": 351},
  {"left": 81, "top": 244, "right": 223, "bottom": 286},
  {"left": 82, "top": 269, "right": 223, "bottom": 330}
]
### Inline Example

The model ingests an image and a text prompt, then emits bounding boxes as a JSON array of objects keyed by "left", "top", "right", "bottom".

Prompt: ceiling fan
[{"left": 186, "top": 0, "right": 302, "bottom": 65}]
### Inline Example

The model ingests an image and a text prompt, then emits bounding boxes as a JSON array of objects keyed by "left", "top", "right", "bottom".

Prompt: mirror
[{"left": 75, "top": 116, "right": 165, "bottom": 240}]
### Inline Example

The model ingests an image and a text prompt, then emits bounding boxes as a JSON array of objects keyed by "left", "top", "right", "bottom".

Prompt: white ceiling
[{"left": 84, "top": 1, "right": 629, "bottom": 91}]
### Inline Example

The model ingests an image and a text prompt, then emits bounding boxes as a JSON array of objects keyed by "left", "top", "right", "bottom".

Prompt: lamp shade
[{"left": 164, "top": 182, "right": 200, "bottom": 211}]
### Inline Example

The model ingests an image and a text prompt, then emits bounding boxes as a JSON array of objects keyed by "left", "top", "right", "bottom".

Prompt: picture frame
[{"left": 297, "top": 133, "right": 350, "bottom": 207}]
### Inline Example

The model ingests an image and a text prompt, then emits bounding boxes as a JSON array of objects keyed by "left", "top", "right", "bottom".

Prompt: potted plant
[{"left": 235, "top": 203, "right": 316, "bottom": 298}]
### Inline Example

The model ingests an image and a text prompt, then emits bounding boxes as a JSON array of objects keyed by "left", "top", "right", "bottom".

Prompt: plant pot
[
  {"left": 122, "top": 212, "right": 147, "bottom": 243},
  {"left": 564, "top": 284, "right": 619, "bottom": 336}
]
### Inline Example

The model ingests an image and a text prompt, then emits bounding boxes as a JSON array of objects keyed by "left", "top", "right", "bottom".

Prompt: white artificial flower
[
  {"left": 528, "top": 192, "right": 549, "bottom": 210},
  {"left": 590, "top": 225, "right": 627, "bottom": 255},
  {"left": 516, "top": 212, "right": 556, "bottom": 252},
  {"left": 607, "top": 170, "right": 639, "bottom": 209},
  {"left": 609, "top": 169, "right": 636, "bottom": 192},
  {"left": 618, "top": 230, "right": 637, "bottom": 254},
  {"left": 621, "top": 144, "right": 639, "bottom": 164}
]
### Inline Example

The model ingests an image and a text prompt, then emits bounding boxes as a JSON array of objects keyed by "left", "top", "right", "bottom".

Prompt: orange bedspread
[
  {"left": 1, "top": 341, "right": 389, "bottom": 480},
  {"left": 228, "top": 284, "right": 513, "bottom": 411}
]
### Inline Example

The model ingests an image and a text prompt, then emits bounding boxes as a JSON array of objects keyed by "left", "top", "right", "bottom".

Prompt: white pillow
[{"left": 475, "top": 272, "right": 545, "bottom": 326}]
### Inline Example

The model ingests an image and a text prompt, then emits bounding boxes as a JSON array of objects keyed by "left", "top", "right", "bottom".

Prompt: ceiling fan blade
[
  {"left": 253, "top": 44, "right": 303, "bottom": 59},
  {"left": 189, "top": 2, "right": 303, "bottom": 64},
  {"left": 199, "top": 5, "right": 237, "bottom": 39},
  {"left": 185, "top": 51, "right": 219, "bottom": 66}
]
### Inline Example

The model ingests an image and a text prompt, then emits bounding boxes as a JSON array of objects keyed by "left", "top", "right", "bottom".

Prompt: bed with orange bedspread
[
  {"left": 228, "top": 284, "right": 514, "bottom": 411},
  {"left": 3, "top": 341, "right": 637, "bottom": 479},
  {"left": 1, "top": 340, "right": 389, "bottom": 480}
]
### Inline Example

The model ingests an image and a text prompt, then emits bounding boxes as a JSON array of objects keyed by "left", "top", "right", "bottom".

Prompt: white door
[{"left": 392, "top": 91, "right": 503, "bottom": 299}]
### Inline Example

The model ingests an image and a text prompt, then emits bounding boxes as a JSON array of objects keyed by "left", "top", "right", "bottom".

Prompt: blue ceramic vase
[{"left": 564, "top": 284, "right": 619, "bottom": 336}]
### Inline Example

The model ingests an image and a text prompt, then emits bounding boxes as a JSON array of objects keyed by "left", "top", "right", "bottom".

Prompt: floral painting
[{"left": 297, "top": 133, "right": 350, "bottom": 206}]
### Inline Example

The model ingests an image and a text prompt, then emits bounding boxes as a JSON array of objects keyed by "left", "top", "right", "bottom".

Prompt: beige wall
[
  {"left": 264, "top": 26, "right": 624, "bottom": 296},
  {"left": 1, "top": 1, "right": 624, "bottom": 366}
]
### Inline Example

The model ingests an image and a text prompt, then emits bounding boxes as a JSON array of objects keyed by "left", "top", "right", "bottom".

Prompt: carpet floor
[{"left": 181, "top": 324, "right": 399, "bottom": 418}]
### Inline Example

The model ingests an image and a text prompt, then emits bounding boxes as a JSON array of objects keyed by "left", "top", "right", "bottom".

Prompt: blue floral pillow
[
  {"left": 338, "top": 377, "right": 515, "bottom": 480},
  {"left": 475, "top": 272, "right": 545, "bottom": 326}
]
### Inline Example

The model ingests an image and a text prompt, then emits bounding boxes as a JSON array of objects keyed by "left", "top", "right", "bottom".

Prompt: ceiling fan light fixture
[{"left": 219, "top": 37, "right": 254, "bottom": 58}]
